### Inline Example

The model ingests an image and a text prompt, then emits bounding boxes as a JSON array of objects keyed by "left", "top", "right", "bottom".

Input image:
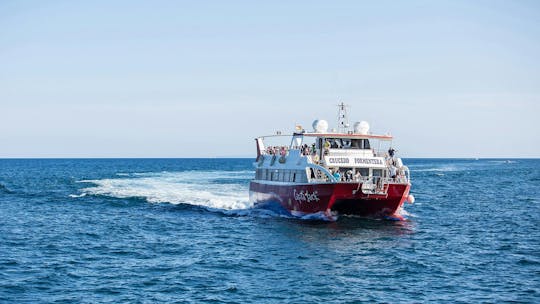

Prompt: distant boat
[{"left": 249, "top": 103, "right": 414, "bottom": 221}]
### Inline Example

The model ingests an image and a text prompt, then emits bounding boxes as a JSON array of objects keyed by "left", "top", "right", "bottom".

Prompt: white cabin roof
[{"left": 300, "top": 132, "right": 393, "bottom": 140}]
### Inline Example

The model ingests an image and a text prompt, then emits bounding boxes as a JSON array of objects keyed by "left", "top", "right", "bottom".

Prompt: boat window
[
  {"left": 372, "top": 169, "right": 382, "bottom": 177},
  {"left": 301, "top": 171, "right": 308, "bottom": 183},
  {"left": 351, "top": 139, "right": 361, "bottom": 149},
  {"left": 317, "top": 169, "right": 325, "bottom": 180},
  {"left": 362, "top": 139, "right": 371, "bottom": 149},
  {"left": 359, "top": 168, "right": 369, "bottom": 177},
  {"left": 284, "top": 170, "right": 290, "bottom": 182}
]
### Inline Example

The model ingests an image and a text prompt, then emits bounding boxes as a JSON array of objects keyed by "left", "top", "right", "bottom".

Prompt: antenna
[{"left": 337, "top": 102, "right": 350, "bottom": 133}]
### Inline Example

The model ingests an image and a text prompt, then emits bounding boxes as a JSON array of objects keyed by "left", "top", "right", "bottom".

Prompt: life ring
[{"left": 279, "top": 156, "right": 286, "bottom": 164}]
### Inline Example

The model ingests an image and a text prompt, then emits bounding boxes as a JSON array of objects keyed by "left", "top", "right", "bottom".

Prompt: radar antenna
[{"left": 337, "top": 102, "right": 350, "bottom": 133}]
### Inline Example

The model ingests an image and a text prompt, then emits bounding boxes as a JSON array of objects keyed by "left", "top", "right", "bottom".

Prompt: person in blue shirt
[{"left": 333, "top": 169, "right": 341, "bottom": 181}]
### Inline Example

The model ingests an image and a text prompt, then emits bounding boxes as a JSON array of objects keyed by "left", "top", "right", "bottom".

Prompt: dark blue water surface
[{"left": 1, "top": 158, "right": 539, "bottom": 303}]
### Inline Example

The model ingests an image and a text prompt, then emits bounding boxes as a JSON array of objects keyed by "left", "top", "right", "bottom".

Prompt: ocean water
[{"left": 0, "top": 158, "right": 539, "bottom": 303}]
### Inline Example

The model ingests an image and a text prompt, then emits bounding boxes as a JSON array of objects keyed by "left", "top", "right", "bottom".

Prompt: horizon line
[{"left": 0, "top": 157, "right": 538, "bottom": 160}]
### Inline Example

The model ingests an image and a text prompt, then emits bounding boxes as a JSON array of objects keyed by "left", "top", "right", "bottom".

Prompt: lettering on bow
[{"left": 294, "top": 189, "right": 320, "bottom": 203}]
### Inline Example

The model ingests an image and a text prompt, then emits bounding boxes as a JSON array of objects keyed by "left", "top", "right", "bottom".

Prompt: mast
[{"left": 337, "top": 102, "right": 350, "bottom": 133}]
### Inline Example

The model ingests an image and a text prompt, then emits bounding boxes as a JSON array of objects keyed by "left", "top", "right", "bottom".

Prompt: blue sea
[{"left": 0, "top": 158, "right": 539, "bottom": 303}]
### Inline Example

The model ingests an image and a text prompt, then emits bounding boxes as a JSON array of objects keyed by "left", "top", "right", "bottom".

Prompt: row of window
[
  {"left": 327, "top": 138, "right": 371, "bottom": 150},
  {"left": 335, "top": 168, "right": 384, "bottom": 177},
  {"left": 255, "top": 167, "right": 387, "bottom": 183},
  {"left": 255, "top": 169, "right": 308, "bottom": 183}
]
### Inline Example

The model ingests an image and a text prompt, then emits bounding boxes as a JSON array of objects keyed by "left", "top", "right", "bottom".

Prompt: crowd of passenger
[
  {"left": 262, "top": 145, "right": 407, "bottom": 183},
  {"left": 264, "top": 144, "right": 318, "bottom": 156},
  {"left": 264, "top": 139, "right": 373, "bottom": 157},
  {"left": 265, "top": 146, "right": 289, "bottom": 156}
]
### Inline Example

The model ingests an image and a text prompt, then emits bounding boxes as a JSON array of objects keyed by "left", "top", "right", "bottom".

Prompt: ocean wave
[
  {"left": 77, "top": 171, "right": 252, "bottom": 211},
  {"left": 411, "top": 166, "right": 460, "bottom": 172},
  {"left": 487, "top": 160, "right": 517, "bottom": 164},
  {"left": 0, "top": 183, "right": 15, "bottom": 194}
]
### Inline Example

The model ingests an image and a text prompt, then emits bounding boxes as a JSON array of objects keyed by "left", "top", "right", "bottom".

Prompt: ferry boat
[{"left": 249, "top": 103, "right": 415, "bottom": 220}]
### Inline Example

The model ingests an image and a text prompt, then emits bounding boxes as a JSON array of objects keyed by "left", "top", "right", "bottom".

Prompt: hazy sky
[{"left": 1, "top": 0, "right": 539, "bottom": 158}]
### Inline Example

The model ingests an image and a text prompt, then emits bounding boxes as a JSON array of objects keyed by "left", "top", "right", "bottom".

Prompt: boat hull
[{"left": 249, "top": 181, "right": 410, "bottom": 219}]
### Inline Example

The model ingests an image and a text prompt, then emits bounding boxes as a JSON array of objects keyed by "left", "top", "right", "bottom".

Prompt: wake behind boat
[{"left": 249, "top": 103, "right": 415, "bottom": 220}]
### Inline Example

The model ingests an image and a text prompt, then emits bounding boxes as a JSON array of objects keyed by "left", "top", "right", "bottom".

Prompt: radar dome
[
  {"left": 312, "top": 119, "right": 328, "bottom": 133},
  {"left": 354, "top": 121, "right": 370, "bottom": 134}
]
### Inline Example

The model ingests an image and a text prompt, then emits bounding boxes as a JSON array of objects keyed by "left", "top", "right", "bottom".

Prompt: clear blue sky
[{"left": 1, "top": 0, "right": 539, "bottom": 158}]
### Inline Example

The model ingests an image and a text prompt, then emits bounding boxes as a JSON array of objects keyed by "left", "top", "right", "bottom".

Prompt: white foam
[
  {"left": 77, "top": 171, "right": 253, "bottom": 210},
  {"left": 292, "top": 210, "right": 338, "bottom": 221},
  {"left": 488, "top": 160, "right": 517, "bottom": 164},
  {"left": 398, "top": 208, "right": 415, "bottom": 218},
  {"left": 411, "top": 166, "right": 459, "bottom": 172}
]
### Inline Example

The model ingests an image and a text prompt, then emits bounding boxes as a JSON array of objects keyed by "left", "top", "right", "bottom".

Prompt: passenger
[
  {"left": 333, "top": 169, "right": 341, "bottom": 181},
  {"left": 346, "top": 170, "right": 353, "bottom": 181},
  {"left": 354, "top": 170, "right": 362, "bottom": 181},
  {"left": 388, "top": 147, "right": 396, "bottom": 157},
  {"left": 390, "top": 165, "right": 397, "bottom": 179},
  {"left": 324, "top": 140, "right": 331, "bottom": 155},
  {"left": 376, "top": 177, "right": 383, "bottom": 191},
  {"left": 397, "top": 168, "right": 406, "bottom": 182}
]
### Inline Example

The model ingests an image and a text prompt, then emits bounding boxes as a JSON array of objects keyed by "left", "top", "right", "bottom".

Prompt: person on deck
[
  {"left": 332, "top": 169, "right": 341, "bottom": 181},
  {"left": 324, "top": 140, "right": 331, "bottom": 155},
  {"left": 390, "top": 165, "right": 397, "bottom": 179}
]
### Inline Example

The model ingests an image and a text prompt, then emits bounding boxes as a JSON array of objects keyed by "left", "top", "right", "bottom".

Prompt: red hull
[{"left": 249, "top": 181, "right": 410, "bottom": 219}]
